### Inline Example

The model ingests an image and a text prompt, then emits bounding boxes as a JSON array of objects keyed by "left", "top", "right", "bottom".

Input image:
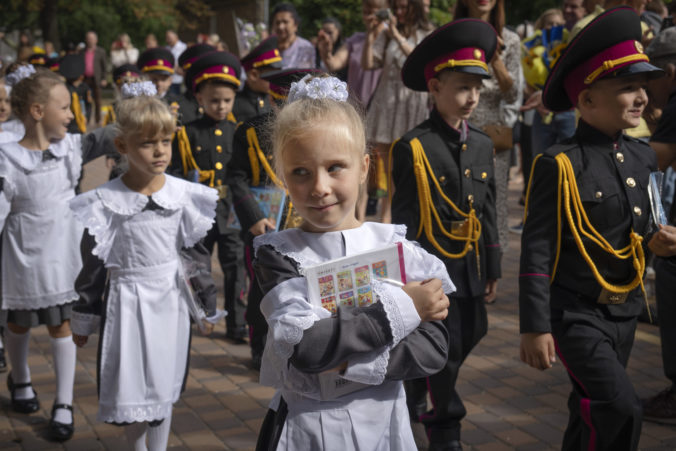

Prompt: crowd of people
[{"left": 0, "top": 0, "right": 675, "bottom": 450}]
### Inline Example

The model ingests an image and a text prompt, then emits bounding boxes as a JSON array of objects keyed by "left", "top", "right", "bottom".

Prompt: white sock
[
  {"left": 5, "top": 328, "right": 33, "bottom": 399},
  {"left": 50, "top": 335, "right": 76, "bottom": 424},
  {"left": 125, "top": 422, "right": 148, "bottom": 451},
  {"left": 147, "top": 411, "right": 172, "bottom": 451}
]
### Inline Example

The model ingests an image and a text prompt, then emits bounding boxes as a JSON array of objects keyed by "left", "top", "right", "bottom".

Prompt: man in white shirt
[{"left": 166, "top": 30, "right": 187, "bottom": 95}]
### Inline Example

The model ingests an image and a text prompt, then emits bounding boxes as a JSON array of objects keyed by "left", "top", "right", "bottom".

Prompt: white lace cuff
[
  {"left": 343, "top": 347, "right": 389, "bottom": 385},
  {"left": 373, "top": 279, "right": 420, "bottom": 346},
  {"left": 70, "top": 311, "right": 100, "bottom": 336}
]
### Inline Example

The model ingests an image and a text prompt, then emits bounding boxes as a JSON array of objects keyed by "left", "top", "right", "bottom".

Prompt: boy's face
[
  {"left": 196, "top": 83, "right": 236, "bottom": 122},
  {"left": 0, "top": 84, "right": 11, "bottom": 123},
  {"left": 580, "top": 74, "right": 649, "bottom": 135},
  {"left": 428, "top": 71, "right": 483, "bottom": 127},
  {"left": 245, "top": 68, "right": 271, "bottom": 95},
  {"left": 148, "top": 73, "right": 172, "bottom": 96}
]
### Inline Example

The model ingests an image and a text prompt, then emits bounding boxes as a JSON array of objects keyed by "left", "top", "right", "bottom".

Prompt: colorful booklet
[
  {"left": 228, "top": 186, "right": 286, "bottom": 231},
  {"left": 303, "top": 243, "right": 407, "bottom": 400}
]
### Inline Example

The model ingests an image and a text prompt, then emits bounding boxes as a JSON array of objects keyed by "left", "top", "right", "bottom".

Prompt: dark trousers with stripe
[
  {"left": 655, "top": 257, "right": 676, "bottom": 388},
  {"left": 551, "top": 309, "right": 642, "bottom": 451},
  {"left": 245, "top": 244, "right": 267, "bottom": 354},
  {"left": 203, "top": 225, "right": 247, "bottom": 332},
  {"left": 405, "top": 294, "right": 487, "bottom": 443}
]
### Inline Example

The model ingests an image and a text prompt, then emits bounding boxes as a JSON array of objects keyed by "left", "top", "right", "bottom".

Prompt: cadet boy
[
  {"left": 171, "top": 51, "right": 248, "bottom": 342},
  {"left": 232, "top": 36, "right": 283, "bottom": 123},
  {"left": 390, "top": 19, "right": 501, "bottom": 451},
  {"left": 642, "top": 26, "right": 676, "bottom": 424},
  {"left": 519, "top": 7, "right": 664, "bottom": 449},
  {"left": 59, "top": 53, "right": 92, "bottom": 134},
  {"left": 137, "top": 47, "right": 181, "bottom": 110},
  {"left": 176, "top": 43, "right": 214, "bottom": 125},
  {"left": 228, "top": 67, "right": 322, "bottom": 369}
]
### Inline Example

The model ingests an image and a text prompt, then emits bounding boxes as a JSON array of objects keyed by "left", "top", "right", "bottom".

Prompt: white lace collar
[
  {"left": 254, "top": 222, "right": 408, "bottom": 272},
  {"left": 97, "top": 174, "right": 188, "bottom": 216},
  {"left": 0, "top": 134, "right": 77, "bottom": 171}
]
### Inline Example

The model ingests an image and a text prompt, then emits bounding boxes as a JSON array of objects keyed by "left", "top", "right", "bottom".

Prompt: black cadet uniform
[
  {"left": 137, "top": 48, "right": 182, "bottom": 112},
  {"left": 391, "top": 20, "right": 500, "bottom": 448},
  {"left": 176, "top": 44, "right": 214, "bottom": 126},
  {"left": 171, "top": 51, "right": 248, "bottom": 341},
  {"left": 520, "top": 7, "right": 664, "bottom": 450},
  {"left": 228, "top": 68, "right": 322, "bottom": 368},
  {"left": 59, "top": 54, "right": 91, "bottom": 134},
  {"left": 232, "top": 36, "right": 283, "bottom": 123}
]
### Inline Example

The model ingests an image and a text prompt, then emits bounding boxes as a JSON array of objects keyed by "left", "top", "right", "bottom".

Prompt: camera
[{"left": 375, "top": 8, "right": 391, "bottom": 21}]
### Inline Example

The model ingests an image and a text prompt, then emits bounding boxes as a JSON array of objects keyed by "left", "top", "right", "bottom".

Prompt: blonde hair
[
  {"left": 535, "top": 8, "right": 564, "bottom": 29},
  {"left": 9, "top": 68, "right": 64, "bottom": 122},
  {"left": 115, "top": 95, "right": 175, "bottom": 140},
  {"left": 271, "top": 89, "right": 367, "bottom": 178}
]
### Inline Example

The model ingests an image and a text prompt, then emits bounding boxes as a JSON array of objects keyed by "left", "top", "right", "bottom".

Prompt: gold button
[
  {"left": 626, "top": 177, "right": 636, "bottom": 188},
  {"left": 467, "top": 194, "right": 474, "bottom": 203},
  {"left": 468, "top": 244, "right": 473, "bottom": 251},
  {"left": 267, "top": 154, "right": 272, "bottom": 160},
  {"left": 464, "top": 169, "right": 471, "bottom": 178},
  {"left": 481, "top": 172, "right": 487, "bottom": 180},
  {"left": 215, "top": 162, "right": 223, "bottom": 170},
  {"left": 217, "top": 179, "right": 222, "bottom": 186},
  {"left": 198, "top": 107, "right": 204, "bottom": 114},
  {"left": 616, "top": 152, "right": 624, "bottom": 163},
  {"left": 216, "top": 145, "right": 222, "bottom": 153},
  {"left": 214, "top": 129, "right": 223, "bottom": 136},
  {"left": 439, "top": 176, "right": 446, "bottom": 183},
  {"left": 634, "top": 206, "right": 642, "bottom": 216},
  {"left": 196, "top": 146, "right": 202, "bottom": 152},
  {"left": 461, "top": 144, "right": 467, "bottom": 151},
  {"left": 595, "top": 191, "right": 603, "bottom": 199},
  {"left": 259, "top": 99, "right": 264, "bottom": 107}
]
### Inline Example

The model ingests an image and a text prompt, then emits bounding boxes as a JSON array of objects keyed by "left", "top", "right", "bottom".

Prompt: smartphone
[{"left": 375, "top": 8, "right": 391, "bottom": 21}]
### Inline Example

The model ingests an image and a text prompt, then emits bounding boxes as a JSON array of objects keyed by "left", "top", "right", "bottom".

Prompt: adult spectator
[
  {"left": 454, "top": 0, "right": 524, "bottom": 302},
  {"left": 563, "top": 0, "right": 588, "bottom": 28},
  {"left": 317, "top": 0, "right": 386, "bottom": 107},
  {"left": 165, "top": 30, "right": 187, "bottom": 95},
  {"left": 316, "top": 17, "right": 347, "bottom": 80},
  {"left": 642, "top": 26, "right": 676, "bottom": 425},
  {"left": 362, "top": 0, "right": 433, "bottom": 222},
  {"left": 271, "top": 3, "right": 315, "bottom": 69},
  {"left": 81, "top": 31, "right": 108, "bottom": 125},
  {"left": 110, "top": 33, "right": 139, "bottom": 69},
  {"left": 206, "top": 33, "right": 228, "bottom": 51},
  {"left": 145, "top": 33, "right": 158, "bottom": 50},
  {"left": 642, "top": 0, "right": 668, "bottom": 35}
]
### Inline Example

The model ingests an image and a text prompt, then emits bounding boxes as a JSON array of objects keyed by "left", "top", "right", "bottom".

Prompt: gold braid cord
[
  {"left": 523, "top": 152, "right": 648, "bottom": 310},
  {"left": 71, "top": 92, "right": 87, "bottom": 134},
  {"left": 245, "top": 127, "right": 301, "bottom": 229},
  {"left": 177, "top": 126, "right": 215, "bottom": 187},
  {"left": 408, "top": 137, "right": 481, "bottom": 259}
]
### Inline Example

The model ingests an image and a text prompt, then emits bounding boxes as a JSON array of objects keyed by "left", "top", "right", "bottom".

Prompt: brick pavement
[{"left": 0, "top": 161, "right": 674, "bottom": 450}]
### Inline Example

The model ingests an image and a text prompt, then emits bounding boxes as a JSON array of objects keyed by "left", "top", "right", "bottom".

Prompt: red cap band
[
  {"left": 564, "top": 40, "right": 649, "bottom": 105},
  {"left": 423, "top": 47, "right": 488, "bottom": 84},
  {"left": 192, "top": 65, "right": 240, "bottom": 90},
  {"left": 141, "top": 59, "right": 174, "bottom": 74}
]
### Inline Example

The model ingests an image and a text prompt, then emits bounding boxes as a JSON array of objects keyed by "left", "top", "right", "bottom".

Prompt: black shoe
[
  {"left": 7, "top": 372, "right": 40, "bottom": 414},
  {"left": 48, "top": 403, "right": 74, "bottom": 441},
  {"left": 225, "top": 326, "right": 248, "bottom": 344},
  {"left": 0, "top": 348, "right": 6, "bottom": 373},
  {"left": 429, "top": 440, "right": 462, "bottom": 451},
  {"left": 643, "top": 387, "right": 676, "bottom": 424}
]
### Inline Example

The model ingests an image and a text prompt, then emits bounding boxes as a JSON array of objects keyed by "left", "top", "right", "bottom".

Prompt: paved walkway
[{"left": 0, "top": 161, "right": 674, "bottom": 450}]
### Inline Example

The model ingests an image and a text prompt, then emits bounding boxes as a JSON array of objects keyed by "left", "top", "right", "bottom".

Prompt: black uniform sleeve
[
  {"left": 180, "top": 242, "right": 218, "bottom": 317},
  {"left": 169, "top": 126, "right": 187, "bottom": 178},
  {"left": 255, "top": 244, "right": 448, "bottom": 379},
  {"left": 81, "top": 125, "right": 119, "bottom": 164},
  {"left": 390, "top": 139, "right": 421, "bottom": 241},
  {"left": 651, "top": 95, "right": 676, "bottom": 144},
  {"left": 483, "top": 160, "right": 502, "bottom": 280},
  {"left": 73, "top": 231, "right": 107, "bottom": 316},
  {"left": 519, "top": 154, "right": 559, "bottom": 333},
  {"left": 227, "top": 125, "right": 265, "bottom": 232}
]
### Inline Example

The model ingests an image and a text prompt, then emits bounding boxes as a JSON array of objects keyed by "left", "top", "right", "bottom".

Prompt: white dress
[
  {"left": 254, "top": 222, "right": 455, "bottom": 450},
  {"left": 0, "top": 134, "right": 101, "bottom": 310},
  {"left": 69, "top": 175, "right": 217, "bottom": 423}
]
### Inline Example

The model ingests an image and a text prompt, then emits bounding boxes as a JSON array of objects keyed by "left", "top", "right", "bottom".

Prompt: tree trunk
[{"left": 40, "top": 0, "right": 60, "bottom": 52}]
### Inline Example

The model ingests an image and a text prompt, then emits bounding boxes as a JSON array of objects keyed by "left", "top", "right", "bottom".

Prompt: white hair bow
[{"left": 288, "top": 74, "right": 348, "bottom": 103}]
